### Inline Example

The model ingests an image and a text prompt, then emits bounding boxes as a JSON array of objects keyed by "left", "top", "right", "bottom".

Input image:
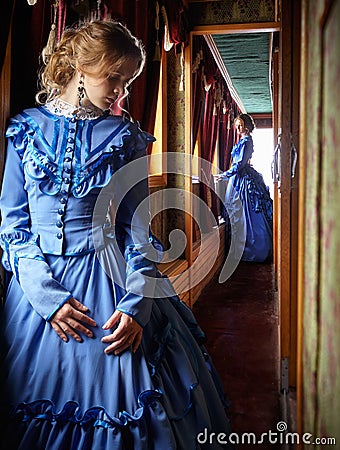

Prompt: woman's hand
[
  {"left": 50, "top": 298, "right": 97, "bottom": 342},
  {"left": 101, "top": 311, "right": 143, "bottom": 355}
]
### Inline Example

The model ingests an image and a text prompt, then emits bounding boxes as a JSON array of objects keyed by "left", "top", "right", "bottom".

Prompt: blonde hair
[{"left": 36, "top": 20, "right": 146, "bottom": 104}]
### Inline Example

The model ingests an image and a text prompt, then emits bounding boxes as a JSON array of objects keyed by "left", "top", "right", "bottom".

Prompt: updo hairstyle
[
  {"left": 236, "top": 113, "right": 255, "bottom": 133},
  {"left": 37, "top": 20, "right": 146, "bottom": 104}
]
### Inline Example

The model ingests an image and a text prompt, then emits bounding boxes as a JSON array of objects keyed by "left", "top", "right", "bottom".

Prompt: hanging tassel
[
  {"left": 179, "top": 42, "right": 185, "bottom": 92},
  {"left": 153, "top": 41, "right": 161, "bottom": 62},
  {"left": 213, "top": 89, "right": 217, "bottom": 116},
  {"left": 153, "top": 1, "right": 161, "bottom": 61},
  {"left": 42, "top": 23, "right": 56, "bottom": 64},
  {"left": 160, "top": 5, "right": 173, "bottom": 52},
  {"left": 96, "top": 0, "right": 102, "bottom": 20},
  {"left": 27, "top": 0, "right": 38, "bottom": 5},
  {"left": 42, "top": 1, "right": 59, "bottom": 64},
  {"left": 203, "top": 68, "right": 211, "bottom": 92}
]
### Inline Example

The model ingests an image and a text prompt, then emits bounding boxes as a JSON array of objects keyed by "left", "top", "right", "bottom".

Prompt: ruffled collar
[{"left": 45, "top": 97, "right": 107, "bottom": 120}]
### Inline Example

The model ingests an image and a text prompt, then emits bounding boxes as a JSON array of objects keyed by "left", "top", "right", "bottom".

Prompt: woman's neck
[{"left": 59, "top": 77, "right": 79, "bottom": 107}]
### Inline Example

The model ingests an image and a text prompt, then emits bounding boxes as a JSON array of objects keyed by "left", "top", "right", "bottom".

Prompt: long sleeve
[
  {"left": 110, "top": 127, "right": 158, "bottom": 328},
  {"left": 0, "top": 122, "right": 72, "bottom": 320},
  {"left": 222, "top": 136, "right": 254, "bottom": 178}
]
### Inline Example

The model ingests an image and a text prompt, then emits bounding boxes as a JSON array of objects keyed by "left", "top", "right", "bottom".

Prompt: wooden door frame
[
  {"left": 278, "top": 0, "right": 302, "bottom": 393},
  {"left": 184, "top": 22, "right": 280, "bottom": 307}
]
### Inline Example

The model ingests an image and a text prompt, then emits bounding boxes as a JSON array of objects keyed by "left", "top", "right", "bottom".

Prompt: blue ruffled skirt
[
  {"left": 224, "top": 165, "right": 273, "bottom": 263},
  {"left": 0, "top": 250, "right": 232, "bottom": 449}
]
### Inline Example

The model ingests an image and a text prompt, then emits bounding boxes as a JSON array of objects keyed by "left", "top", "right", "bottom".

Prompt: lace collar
[{"left": 45, "top": 97, "right": 107, "bottom": 120}]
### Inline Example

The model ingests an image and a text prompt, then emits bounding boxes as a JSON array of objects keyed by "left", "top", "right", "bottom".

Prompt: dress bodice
[
  {"left": 222, "top": 135, "right": 254, "bottom": 180},
  {"left": 1, "top": 105, "right": 155, "bottom": 257},
  {"left": 230, "top": 135, "right": 253, "bottom": 167}
]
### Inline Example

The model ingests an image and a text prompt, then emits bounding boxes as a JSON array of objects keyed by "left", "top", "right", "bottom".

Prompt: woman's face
[
  {"left": 234, "top": 118, "right": 245, "bottom": 136},
  {"left": 81, "top": 58, "right": 139, "bottom": 111}
]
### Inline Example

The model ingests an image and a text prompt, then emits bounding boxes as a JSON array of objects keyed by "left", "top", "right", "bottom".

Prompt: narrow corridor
[{"left": 193, "top": 261, "right": 281, "bottom": 448}]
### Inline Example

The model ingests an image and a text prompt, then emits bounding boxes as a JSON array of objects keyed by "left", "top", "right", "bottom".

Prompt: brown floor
[{"left": 193, "top": 261, "right": 281, "bottom": 449}]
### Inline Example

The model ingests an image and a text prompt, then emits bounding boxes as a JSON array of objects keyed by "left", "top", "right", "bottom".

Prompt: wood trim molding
[{"left": 191, "top": 22, "right": 281, "bottom": 35}]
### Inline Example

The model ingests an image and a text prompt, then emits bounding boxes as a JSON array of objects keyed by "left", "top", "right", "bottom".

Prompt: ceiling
[{"left": 212, "top": 32, "right": 272, "bottom": 115}]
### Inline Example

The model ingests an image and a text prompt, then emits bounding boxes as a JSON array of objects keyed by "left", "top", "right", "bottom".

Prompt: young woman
[
  {"left": 221, "top": 113, "right": 273, "bottom": 262},
  {"left": 0, "top": 20, "right": 234, "bottom": 449}
]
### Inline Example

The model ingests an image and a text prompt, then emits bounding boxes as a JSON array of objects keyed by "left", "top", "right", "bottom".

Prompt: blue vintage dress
[
  {"left": 0, "top": 100, "right": 233, "bottom": 449},
  {"left": 222, "top": 135, "right": 273, "bottom": 262}
]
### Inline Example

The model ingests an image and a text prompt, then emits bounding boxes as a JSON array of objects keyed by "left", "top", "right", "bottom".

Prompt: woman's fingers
[
  {"left": 132, "top": 330, "right": 143, "bottom": 353},
  {"left": 50, "top": 321, "right": 68, "bottom": 342},
  {"left": 101, "top": 312, "right": 143, "bottom": 355},
  {"left": 102, "top": 331, "right": 141, "bottom": 355},
  {"left": 50, "top": 298, "right": 96, "bottom": 342},
  {"left": 51, "top": 302, "right": 143, "bottom": 353},
  {"left": 70, "top": 309, "right": 97, "bottom": 328},
  {"left": 102, "top": 310, "right": 121, "bottom": 330},
  {"left": 68, "top": 297, "right": 89, "bottom": 311}
]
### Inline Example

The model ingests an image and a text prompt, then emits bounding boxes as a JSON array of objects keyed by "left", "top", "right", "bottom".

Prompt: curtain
[
  {"left": 198, "top": 38, "right": 220, "bottom": 228},
  {"left": 104, "top": 0, "right": 160, "bottom": 134},
  {"left": 192, "top": 36, "right": 204, "bottom": 150},
  {"left": 10, "top": 0, "right": 52, "bottom": 115},
  {"left": 191, "top": 36, "right": 242, "bottom": 230},
  {"left": 163, "top": 0, "right": 189, "bottom": 53},
  {"left": 0, "top": 0, "right": 15, "bottom": 73},
  {"left": 199, "top": 86, "right": 220, "bottom": 228},
  {"left": 6, "top": 0, "right": 191, "bottom": 133},
  {"left": 218, "top": 92, "right": 241, "bottom": 172}
]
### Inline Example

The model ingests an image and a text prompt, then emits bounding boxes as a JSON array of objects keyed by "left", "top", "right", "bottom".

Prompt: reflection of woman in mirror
[{"left": 221, "top": 113, "right": 273, "bottom": 262}]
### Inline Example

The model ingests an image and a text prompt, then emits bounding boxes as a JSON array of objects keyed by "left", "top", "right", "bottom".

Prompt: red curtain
[
  {"left": 198, "top": 38, "right": 220, "bottom": 228},
  {"left": 191, "top": 36, "right": 204, "bottom": 150},
  {"left": 10, "top": 0, "right": 52, "bottom": 115},
  {"left": 199, "top": 86, "right": 220, "bottom": 228},
  {"left": 191, "top": 36, "right": 242, "bottom": 229},
  {"left": 8, "top": 0, "right": 175, "bottom": 137},
  {"left": 218, "top": 92, "right": 241, "bottom": 172},
  {"left": 163, "top": 0, "right": 189, "bottom": 53},
  {"left": 104, "top": 0, "right": 160, "bottom": 134},
  {"left": 0, "top": 0, "right": 15, "bottom": 73}
]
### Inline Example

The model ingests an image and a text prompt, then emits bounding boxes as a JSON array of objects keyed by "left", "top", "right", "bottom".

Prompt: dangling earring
[{"left": 77, "top": 76, "right": 85, "bottom": 107}]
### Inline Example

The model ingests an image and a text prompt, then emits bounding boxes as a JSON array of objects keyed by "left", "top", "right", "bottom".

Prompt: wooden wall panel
[{"left": 299, "top": 0, "right": 340, "bottom": 442}]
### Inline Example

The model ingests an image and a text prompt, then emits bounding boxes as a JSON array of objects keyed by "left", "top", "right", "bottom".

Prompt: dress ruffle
[
  {"left": 1, "top": 293, "right": 230, "bottom": 449},
  {"left": 2, "top": 396, "right": 176, "bottom": 450},
  {"left": 13, "top": 391, "right": 163, "bottom": 429},
  {"left": 0, "top": 231, "right": 40, "bottom": 272},
  {"left": 235, "top": 165, "right": 273, "bottom": 223},
  {"left": 6, "top": 117, "right": 155, "bottom": 198}
]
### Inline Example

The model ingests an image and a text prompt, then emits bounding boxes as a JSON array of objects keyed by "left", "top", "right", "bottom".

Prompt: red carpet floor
[{"left": 193, "top": 261, "right": 281, "bottom": 449}]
